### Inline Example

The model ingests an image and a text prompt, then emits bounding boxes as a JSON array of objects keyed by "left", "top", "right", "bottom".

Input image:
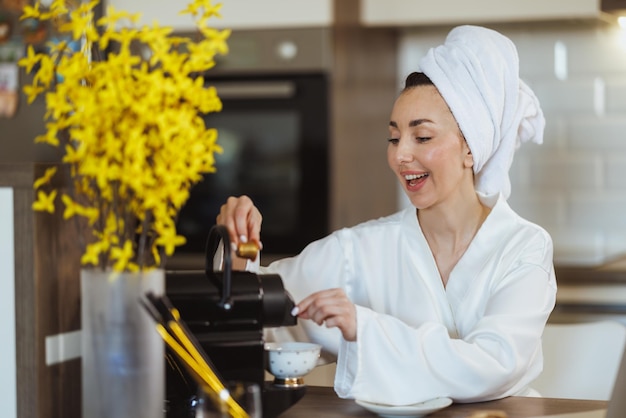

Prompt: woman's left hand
[{"left": 296, "top": 288, "right": 357, "bottom": 342}]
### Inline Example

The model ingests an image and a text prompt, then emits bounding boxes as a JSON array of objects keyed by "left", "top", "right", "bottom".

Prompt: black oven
[{"left": 173, "top": 72, "right": 329, "bottom": 263}]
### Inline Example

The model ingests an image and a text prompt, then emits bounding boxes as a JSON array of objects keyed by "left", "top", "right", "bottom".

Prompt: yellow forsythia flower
[
  {"left": 20, "top": 0, "right": 228, "bottom": 272},
  {"left": 155, "top": 227, "right": 187, "bottom": 257},
  {"left": 32, "top": 190, "right": 57, "bottom": 213},
  {"left": 111, "top": 240, "right": 135, "bottom": 271},
  {"left": 18, "top": 46, "right": 40, "bottom": 73},
  {"left": 33, "top": 167, "right": 58, "bottom": 189},
  {"left": 81, "top": 241, "right": 104, "bottom": 266},
  {"left": 19, "top": 3, "right": 41, "bottom": 20}
]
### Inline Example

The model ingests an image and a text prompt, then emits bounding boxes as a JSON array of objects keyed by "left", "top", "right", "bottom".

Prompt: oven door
[{"left": 174, "top": 73, "right": 329, "bottom": 264}]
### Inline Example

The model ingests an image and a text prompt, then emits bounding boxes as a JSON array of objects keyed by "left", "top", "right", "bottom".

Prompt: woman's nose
[{"left": 395, "top": 138, "right": 414, "bottom": 164}]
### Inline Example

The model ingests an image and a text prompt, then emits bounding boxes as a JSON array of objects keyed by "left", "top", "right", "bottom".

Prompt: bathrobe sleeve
[{"left": 261, "top": 199, "right": 557, "bottom": 405}]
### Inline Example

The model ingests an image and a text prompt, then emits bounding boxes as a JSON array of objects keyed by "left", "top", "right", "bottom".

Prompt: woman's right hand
[{"left": 215, "top": 195, "right": 263, "bottom": 250}]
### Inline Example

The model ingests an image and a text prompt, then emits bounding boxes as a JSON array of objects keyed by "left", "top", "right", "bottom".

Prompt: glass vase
[{"left": 81, "top": 268, "right": 165, "bottom": 418}]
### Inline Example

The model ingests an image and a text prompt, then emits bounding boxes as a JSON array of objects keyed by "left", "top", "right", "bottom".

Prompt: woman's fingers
[
  {"left": 297, "top": 288, "right": 357, "bottom": 341},
  {"left": 216, "top": 195, "right": 263, "bottom": 247}
]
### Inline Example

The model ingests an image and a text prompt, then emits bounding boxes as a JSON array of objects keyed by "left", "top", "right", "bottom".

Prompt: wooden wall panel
[
  {"left": 34, "top": 163, "right": 82, "bottom": 418},
  {"left": 2, "top": 163, "right": 82, "bottom": 418},
  {"left": 331, "top": 0, "right": 400, "bottom": 230},
  {"left": 12, "top": 178, "right": 38, "bottom": 418}
]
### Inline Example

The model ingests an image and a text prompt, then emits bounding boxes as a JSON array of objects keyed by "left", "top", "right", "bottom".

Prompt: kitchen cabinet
[
  {"left": 104, "top": 0, "right": 334, "bottom": 30},
  {"left": 360, "top": 0, "right": 612, "bottom": 27}
]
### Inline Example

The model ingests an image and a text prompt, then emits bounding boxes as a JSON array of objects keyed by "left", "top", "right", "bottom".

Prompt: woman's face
[{"left": 387, "top": 85, "right": 474, "bottom": 210}]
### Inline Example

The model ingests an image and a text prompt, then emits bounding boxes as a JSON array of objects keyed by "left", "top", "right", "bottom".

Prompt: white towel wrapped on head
[{"left": 418, "top": 25, "right": 545, "bottom": 199}]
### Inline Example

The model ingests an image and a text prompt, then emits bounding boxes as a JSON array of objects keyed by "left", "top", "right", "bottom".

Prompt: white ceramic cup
[{"left": 265, "top": 342, "right": 321, "bottom": 384}]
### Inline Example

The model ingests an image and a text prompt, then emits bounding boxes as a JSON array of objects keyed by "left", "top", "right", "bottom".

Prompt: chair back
[{"left": 532, "top": 320, "right": 626, "bottom": 400}]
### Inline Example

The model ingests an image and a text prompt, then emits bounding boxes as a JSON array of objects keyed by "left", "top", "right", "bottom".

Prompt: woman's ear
[{"left": 463, "top": 141, "right": 474, "bottom": 169}]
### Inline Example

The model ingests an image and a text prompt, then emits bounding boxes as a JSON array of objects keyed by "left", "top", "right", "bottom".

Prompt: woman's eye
[
  {"left": 388, "top": 138, "right": 399, "bottom": 145},
  {"left": 417, "top": 137, "right": 431, "bottom": 143}
]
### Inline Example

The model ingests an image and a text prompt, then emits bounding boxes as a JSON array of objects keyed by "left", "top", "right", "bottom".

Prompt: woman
[{"left": 216, "top": 25, "right": 557, "bottom": 405}]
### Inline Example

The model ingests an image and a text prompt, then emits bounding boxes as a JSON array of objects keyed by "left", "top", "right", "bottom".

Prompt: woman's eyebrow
[
  {"left": 409, "top": 118, "right": 434, "bottom": 127},
  {"left": 389, "top": 118, "right": 434, "bottom": 128},
  {"left": 389, "top": 119, "right": 434, "bottom": 128}
]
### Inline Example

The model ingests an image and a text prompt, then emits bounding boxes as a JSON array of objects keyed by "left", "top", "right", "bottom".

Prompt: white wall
[
  {"left": 398, "top": 23, "right": 626, "bottom": 265},
  {"left": 0, "top": 188, "right": 16, "bottom": 418}
]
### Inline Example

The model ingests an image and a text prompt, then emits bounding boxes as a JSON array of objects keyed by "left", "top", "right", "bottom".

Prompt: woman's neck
[
  {"left": 419, "top": 192, "right": 488, "bottom": 243},
  {"left": 417, "top": 190, "right": 491, "bottom": 285}
]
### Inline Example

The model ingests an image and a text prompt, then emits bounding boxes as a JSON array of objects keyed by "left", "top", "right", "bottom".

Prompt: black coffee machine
[{"left": 164, "top": 225, "right": 307, "bottom": 417}]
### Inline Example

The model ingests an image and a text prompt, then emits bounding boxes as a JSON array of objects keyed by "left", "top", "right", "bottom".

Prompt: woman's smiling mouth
[{"left": 404, "top": 173, "right": 429, "bottom": 187}]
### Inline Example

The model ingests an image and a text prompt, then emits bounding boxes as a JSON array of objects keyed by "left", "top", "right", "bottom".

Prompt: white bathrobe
[{"left": 259, "top": 193, "right": 557, "bottom": 405}]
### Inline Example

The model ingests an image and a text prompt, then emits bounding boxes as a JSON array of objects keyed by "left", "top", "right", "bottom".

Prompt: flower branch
[{"left": 20, "top": 0, "right": 228, "bottom": 272}]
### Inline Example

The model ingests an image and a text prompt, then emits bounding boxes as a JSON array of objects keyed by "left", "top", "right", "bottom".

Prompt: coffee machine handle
[{"left": 205, "top": 225, "right": 233, "bottom": 310}]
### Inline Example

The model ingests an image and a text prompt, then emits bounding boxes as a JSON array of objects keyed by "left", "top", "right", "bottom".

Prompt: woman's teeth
[
  {"left": 404, "top": 173, "right": 428, "bottom": 181},
  {"left": 405, "top": 173, "right": 428, "bottom": 186}
]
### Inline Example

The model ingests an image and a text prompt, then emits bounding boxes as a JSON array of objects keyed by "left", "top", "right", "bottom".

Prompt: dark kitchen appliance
[
  {"left": 165, "top": 225, "right": 306, "bottom": 417},
  {"left": 174, "top": 71, "right": 329, "bottom": 263}
]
